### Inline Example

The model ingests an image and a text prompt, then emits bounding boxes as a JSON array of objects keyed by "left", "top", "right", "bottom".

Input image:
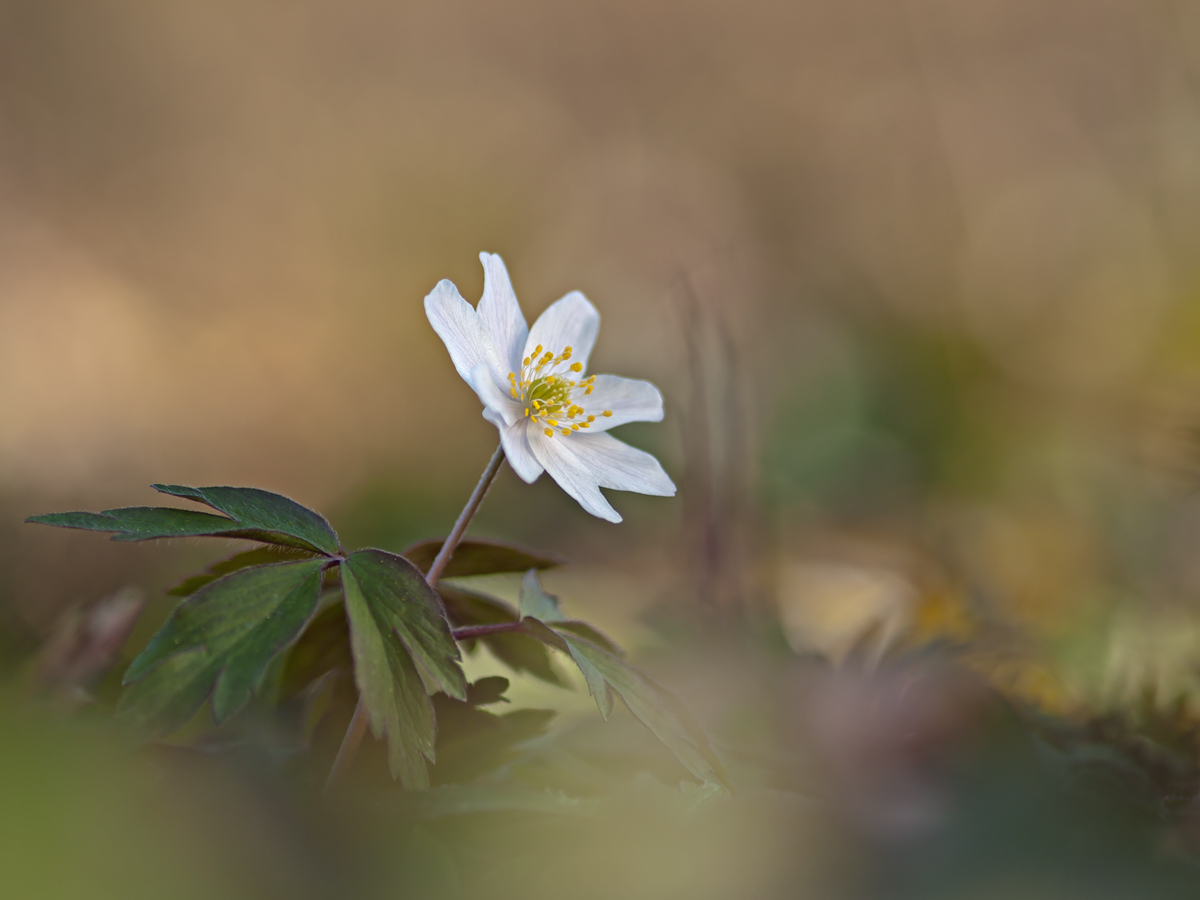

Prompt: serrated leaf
[
  {"left": 119, "top": 559, "right": 325, "bottom": 733},
  {"left": 168, "top": 546, "right": 320, "bottom": 596},
  {"left": 567, "top": 641, "right": 615, "bottom": 719},
  {"left": 519, "top": 569, "right": 566, "bottom": 622},
  {"left": 26, "top": 507, "right": 284, "bottom": 545},
  {"left": 343, "top": 551, "right": 466, "bottom": 700},
  {"left": 152, "top": 484, "right": 340, "bottom": 555},
  {"left": 522, "top": 620, "right": 729, "bottom": 788},
  {"left": 517, "top": 570, "right": 622, "bottom": 657},
  {"left": 341, "top": 560, "right": 436, "bottom": 788},
  {"left": 562, "top": 636, "right": 729, "bottom": 788},
  {"left": 438, "top": 582, "right": 566, "bottom": 686},
  {"left": 403, "top": 537, "right": 564, "bottom": 579},
  {"left": 29, "top": 486, "right": 340, "bottom": 555},
  {"left": 552, "top": 620, "right": 623, "bottom": 656}
]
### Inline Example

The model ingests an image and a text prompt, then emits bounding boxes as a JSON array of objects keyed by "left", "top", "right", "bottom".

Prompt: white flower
[{"left": 424, "top": 253, "right": 676, "bottom": 523}]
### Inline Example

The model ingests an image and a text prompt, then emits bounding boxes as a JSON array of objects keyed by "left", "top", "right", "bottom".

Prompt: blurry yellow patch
[{"left": 777, "top": 562, "right": 916, "bottom": 666}]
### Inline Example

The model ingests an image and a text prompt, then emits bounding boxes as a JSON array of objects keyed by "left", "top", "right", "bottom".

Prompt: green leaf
[
  {"left": 518, "top": 569, "right": 565, "bottom": 621},
  {"left": 152, "top": 484, "right": 341, "bottom": 554},
  {"left": 552, "top": 620, "right": 623, "bottom": 656},
  {"left": 27, "top": 507, "right": 282, "bottom": 544},
  {"left": 168, "top": 546, "right": 320, "bottom": 596},
  {"left": 522, "top": 620, "right": 729, "bottom": 788},
  {"left": 28, "top": 485, "right": 340, "bottom": 555},
  {"left": 402, "top": 537, "right": 564, "bottom": 579},
  {"left": 341, "top": 562, "right": 434, "bottom": 788},
  {"left": 438, "top": 582, "right": 566, "bottom": 686},
  {"left": 517, "top": 570, "right": 622, "bottom": 656},
  {"left": 344, "top": 551, "right": 465, "bottom": 700},
  {"left": 119, "top": 559, "right": 325, "bottom": 733},
  {"left": 340, "top": 550, "right": 466, "bottom": 787}
]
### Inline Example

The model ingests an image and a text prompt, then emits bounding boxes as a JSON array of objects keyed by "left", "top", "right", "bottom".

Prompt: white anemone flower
[{"left": 424, "top": 252, "right": 676, "bottom": 523}]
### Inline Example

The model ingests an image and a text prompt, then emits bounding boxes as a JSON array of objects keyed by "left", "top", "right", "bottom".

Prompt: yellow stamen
[
  {"left": 544, "top": 428, "right": 554, "bottom": 437},
  {"left": 547, "top": 419, "right": 558, "bottom": 426},
  {"left": 570, "top": 362, "right": 583, "bottom": 372},
  {"left": 602, "top": 410, "right": 612, "bottom": 417},
  {"left": 585, "top": 386, "right": 593, "bottom": 395}
]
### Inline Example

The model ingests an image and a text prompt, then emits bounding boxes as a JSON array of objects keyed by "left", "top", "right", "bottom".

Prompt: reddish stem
[{"left": 451, "top": 621, "right": 526, "bottom": 640}]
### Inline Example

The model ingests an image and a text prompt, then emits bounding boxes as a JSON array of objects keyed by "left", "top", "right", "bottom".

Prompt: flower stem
[
  {"left": 425, "top": 441, "right": 507, "bottom": 584},
  {"left": 324, "top": 441, "right": 506, "bottom": 794},
  {"left": 451, "top": 621, "right": 526, "bottom": 641}
]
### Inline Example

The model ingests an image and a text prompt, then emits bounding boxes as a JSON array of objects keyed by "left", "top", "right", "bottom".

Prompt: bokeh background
[{"left": 6, "top": 1, "right": 1200, "bottom": 897}]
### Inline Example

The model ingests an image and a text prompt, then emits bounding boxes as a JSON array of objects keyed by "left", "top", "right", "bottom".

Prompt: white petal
[
  {"left": 529, "top": 428, "right": 622, "bottom": 523},
  {"left": 477, "top": 253, "right": 528, "bottom": 376},
  {"left": 568, "top": 432, "right": 676, "bottom": 496},
  {"left": 500, "top": 418, "right": 544, "bottom": 483},
  {"left": 524, "top": 291, "right": 600, "bottom": 372},
  {"left": 575, "top": 375, "right": 664, "bottom": 432},
  {"left": 467, "top": 364, "right": 523, "bottom": 426},
  {"left": 482, "top": 405, "right": 506, "bottom": 429},
  {"left": 424, "top": 279, "right": 497, "bottom": 383}
]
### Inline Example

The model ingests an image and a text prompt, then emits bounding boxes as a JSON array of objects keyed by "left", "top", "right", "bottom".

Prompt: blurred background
[{"left": 5, "top": 0, "right": 1200, "bottom": 897}]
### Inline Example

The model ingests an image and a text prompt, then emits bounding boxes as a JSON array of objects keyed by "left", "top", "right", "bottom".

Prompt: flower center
[{"left": 508, "top": 344, "right": 612, "bottom": 438}]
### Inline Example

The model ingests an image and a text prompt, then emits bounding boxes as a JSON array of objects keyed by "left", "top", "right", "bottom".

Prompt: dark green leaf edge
[
  {"left": 153, "top": 484, "right": 341, "bottom": 555},
  {"left": 28, "top": 484, "right": 341, "bottom": 556}
]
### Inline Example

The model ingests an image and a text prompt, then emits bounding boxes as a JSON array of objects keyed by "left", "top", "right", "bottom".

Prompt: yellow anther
[
  {"left": 579, "top": 422, "right": 590, "bottom": 428},
  {"left": 569, "top": 362, "right": 583, "bottom": 372},
  {"left": 602, "top": 410, "right": 613, "bottom": 417},
  {"left": 585, "top": 386, "right": 594, "bottom": 395},
  {"left": 587, "top": 415, "right": 595, "bottom": 422},
  {"left": 533, "top": 345, "right": 542, "bottom": 356},
  {"left": 546, "top": 375, "right": 556, "bottom": 384},
  {"left": 564, "top": 346, "right": 572, "bottom": 353},
  {"left": 571, "top": 424, "right": 579, "bottom": 430},
  {"left": 544, "top": 428, "right": 554, "bottom": 437},
  {"left": 561, "top": 429, "right": 571, "bottom": 436},
  {"left": 523, "top": 357, "right": 531, "bottom": 366},
  {"left": 547, "top": 419, "right": 558, "bottom": 426},
  {"left": 524, "top": 408, "right": 530, "bottom": 417},
  {"left": 510, "top": 389, "right": 519, "bottom": 399},
  {"left": 532, "top": 400, "right": 541, "bottom": 409}
]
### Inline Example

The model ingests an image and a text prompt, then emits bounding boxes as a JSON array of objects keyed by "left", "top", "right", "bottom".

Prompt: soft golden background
[{"left": 5, "top": 3, "right": 1200, "bottom": 895}]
